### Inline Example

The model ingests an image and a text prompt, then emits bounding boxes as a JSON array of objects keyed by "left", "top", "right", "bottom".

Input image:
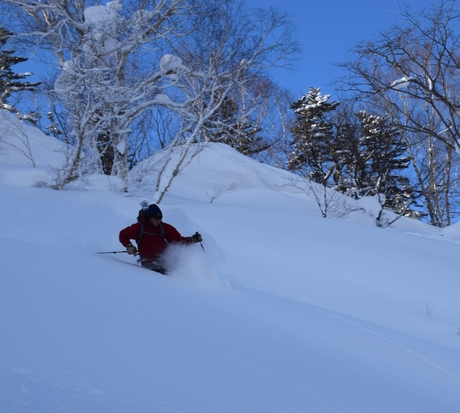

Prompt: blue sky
[
  {"left": 248, "top": 0, "right": 439, "bottom": 98},
  {"left": 16, "top": 0, "right": 439, "bottom": 100}
]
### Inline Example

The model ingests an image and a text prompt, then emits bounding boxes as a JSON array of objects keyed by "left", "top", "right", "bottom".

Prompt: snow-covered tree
[
  {"left": 147, "top": 0, "right": 300, "bottom": 201},
  {"left": 351, "top": 111, "right": 415, "bottom": 215},
  {"left": 0, "top": 28, "right": 39, "bottom": 121},
  {"left": 288, "top": 90, "right": 416, "bottom": 217},
  {"left": 5, "top": 0, "right": 299, "bottom": 193},
  {"left": 287, "top": 88, "right": 340, "bottom": 185},
  {"left": 2, "top": 0, "right": 196, "bottom": 187}
]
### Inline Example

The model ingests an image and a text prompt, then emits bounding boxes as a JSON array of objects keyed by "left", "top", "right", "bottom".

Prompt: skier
[{"left": 119, "top": 204, "right": 203, "bottom": 274}]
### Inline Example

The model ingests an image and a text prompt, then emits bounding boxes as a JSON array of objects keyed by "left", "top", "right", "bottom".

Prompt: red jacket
[{"left": 119, "top": 216, "right": 191, "bottom": 260}]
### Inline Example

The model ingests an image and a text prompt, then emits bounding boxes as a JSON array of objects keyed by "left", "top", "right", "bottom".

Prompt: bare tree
[
  {"left": 151, "top": 0, "right": 300, "bottom": 202},
  {"left": 259, "top": 86, "right": 296, "bottom": 168},
  {"left": 338, "top": 0, "right": 460, "bottom": 226},
  {"left": 0, "top": 109, "right": 35, "bottom": 166},
  {"left": 340, "top": 1, "right": 460, "bottom": 148},
  {"left": 404, "top": 126, "right": 460, "bottom": 226},
  {"left": 282, "top": 176, "right": 360, "bottom": 219}
]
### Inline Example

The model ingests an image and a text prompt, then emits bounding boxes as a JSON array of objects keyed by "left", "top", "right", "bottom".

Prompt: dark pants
[{"left": 140, "top": 258, "right": 168, "bottom": 275}]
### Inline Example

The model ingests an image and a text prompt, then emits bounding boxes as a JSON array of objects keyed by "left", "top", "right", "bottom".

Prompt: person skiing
[{"left": 119, "top": 204, "right": 203, "bottom": 274}]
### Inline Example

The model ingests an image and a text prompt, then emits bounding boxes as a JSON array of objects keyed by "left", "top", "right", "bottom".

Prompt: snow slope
[{"left": 1, "top": 114, "right": 460, "bottom": 413}]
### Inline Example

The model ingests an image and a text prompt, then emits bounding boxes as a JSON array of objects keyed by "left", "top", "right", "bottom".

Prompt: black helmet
[{"left": 146, "top": 204, "right": 163, "bottom": 220}]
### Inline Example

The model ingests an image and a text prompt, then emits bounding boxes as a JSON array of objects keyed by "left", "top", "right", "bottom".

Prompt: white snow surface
[{"left": 1, "top": 117, "right": 460, "bottom": 412}]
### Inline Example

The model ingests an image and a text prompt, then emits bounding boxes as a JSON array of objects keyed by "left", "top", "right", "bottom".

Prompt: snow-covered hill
[{"left": 1, "top": 114, "right": 460, "bottom": 413}]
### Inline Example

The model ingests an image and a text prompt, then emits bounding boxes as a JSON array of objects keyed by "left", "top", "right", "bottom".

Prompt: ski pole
[{"left": 96, "top": 250, "right": 128, "bottom": 254}]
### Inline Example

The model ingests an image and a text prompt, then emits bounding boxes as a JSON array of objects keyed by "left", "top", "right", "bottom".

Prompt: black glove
[
  {"left": 126, "top": 242, "right": 137, "bottom": 255},
  {"left": 190, "top": 232, "right": 203, "bottom": 243}
]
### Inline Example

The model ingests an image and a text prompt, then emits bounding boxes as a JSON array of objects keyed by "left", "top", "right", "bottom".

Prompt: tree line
[{"left": 1, "top": 0, "right": 460, "bottom": 227}]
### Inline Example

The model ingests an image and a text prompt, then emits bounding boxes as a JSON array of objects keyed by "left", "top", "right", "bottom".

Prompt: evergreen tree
[
  {"left": 287, "top": 88, "right": 340, "bottom": 185},
  {"left": 0, "top": 28, "right": 39, "bottom": 117},
  {"left": 352, "top": 110, "right": 416, "bottom": 214},
  {"left": 288, "top": 89, "right": 417, "bottom": 216}
]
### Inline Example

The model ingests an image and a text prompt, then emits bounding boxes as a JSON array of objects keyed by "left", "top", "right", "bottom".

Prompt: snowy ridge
[{"left": 1, "top": 118, "right": 460, "bottom": 412}]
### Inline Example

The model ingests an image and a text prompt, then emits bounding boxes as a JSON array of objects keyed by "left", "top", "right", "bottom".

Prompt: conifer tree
[
  {"left": 287, "top": 88, "right": 340, "bottom": 185},
  {"left": 288, "top": 89, "right": 417, "bottom": 217},
  {"left": 0, "top": 28, "right": 39, "bottom": 118},
  {"left": 352, "top": 111, "right": 415, "bottom": 214}
]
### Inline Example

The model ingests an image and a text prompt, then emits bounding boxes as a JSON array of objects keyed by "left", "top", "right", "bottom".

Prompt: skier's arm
[
  {"left": 163, "top": 224, "right": 199, "bottom": 245},
  {"left": 164, "top": 224, "right": 203, "bottom": 245},
  {"left": 119, "top": 223, "right": 141, "bottom": 247}
]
